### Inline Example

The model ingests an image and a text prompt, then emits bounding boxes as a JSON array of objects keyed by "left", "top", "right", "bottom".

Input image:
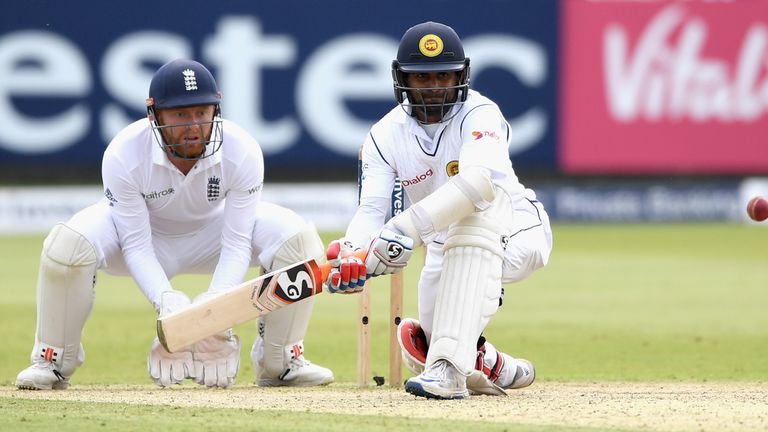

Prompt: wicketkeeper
[
  {"left": 325, "top": 22, "right": 553, "bottom": 399},
  {"left": 16, "top": 59, "right": 333, "bottom": 390}
]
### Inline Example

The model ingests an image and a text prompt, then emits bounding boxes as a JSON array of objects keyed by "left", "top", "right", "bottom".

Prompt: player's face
[
  {"left": 156, "top": 105, "right": 216, "bottom": 159},
  {"left": 404, "top": 71, "right": 460, "bottom": 123}
]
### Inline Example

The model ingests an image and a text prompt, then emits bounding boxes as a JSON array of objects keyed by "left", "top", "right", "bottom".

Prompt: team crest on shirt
[
  {"left": 445, "top": 160, "right": 459, "bottom": 177},
  {"left": 207, "top": 176, "right": 221, "bottom": 201},
  {"left": 419, "top": 34, "right": 444, "bottom": 57}
]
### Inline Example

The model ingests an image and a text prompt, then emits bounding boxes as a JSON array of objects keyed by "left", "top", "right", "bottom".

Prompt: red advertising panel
[{"left": 561, "top": 0, "right": 768, "bottom": 174}]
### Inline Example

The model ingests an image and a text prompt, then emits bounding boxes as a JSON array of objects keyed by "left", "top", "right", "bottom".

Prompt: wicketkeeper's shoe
[
  {"left": 404, "top": 359, "right": 469, "bottom": 400},
  {"left": 16, "top": 361, "right": 70, "bottom": 390},
  {"left": 251, "top": 337, "right": 334, "bottom": 387}
]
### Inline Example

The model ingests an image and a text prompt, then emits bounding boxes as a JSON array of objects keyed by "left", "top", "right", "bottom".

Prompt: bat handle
[{"left": 316, "top": 249, "right": 368, "bottom": 283}]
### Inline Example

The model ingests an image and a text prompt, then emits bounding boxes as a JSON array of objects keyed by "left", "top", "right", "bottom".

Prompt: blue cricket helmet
[
  {"left": 146, "top": 59, "right": 223, "bottom": 160},
  {"left": 148, "top": 59, "right": 221, "bottom": 109},
  {"left": 392, "top": 22, "right": 471, "bottom": 123}
]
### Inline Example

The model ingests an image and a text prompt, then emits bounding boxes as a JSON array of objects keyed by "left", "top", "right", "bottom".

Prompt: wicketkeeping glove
[
  {"left": 193, "top": 330, "right": 241, "bottom": 388},
  {"left": 191, "top": 292, "right": 241, "bottom": 388},
  {"left": 325, "top": 239, "right": 367, "bottom": 294},
  {"left": 148, "top": 290, "right": 195, "bottom": 387},
  {"left": 365, "top": 227, "right": 414, "bottom": 277}
]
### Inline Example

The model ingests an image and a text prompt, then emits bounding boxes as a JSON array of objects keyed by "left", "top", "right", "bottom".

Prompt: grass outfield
[{"left": 1, "top": 223, "right": 767, "bottom": 431}]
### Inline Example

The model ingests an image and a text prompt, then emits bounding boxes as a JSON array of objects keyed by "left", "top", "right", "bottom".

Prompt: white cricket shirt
[
  {"left": 101, "top": 118, "right": 263, "bottom": 304},
  {"left": 347, "top": 89, "right": 525, "bottom": 247}
]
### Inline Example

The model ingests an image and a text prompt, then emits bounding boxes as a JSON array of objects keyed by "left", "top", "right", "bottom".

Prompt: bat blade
[
  {"left": 157, "top": 249, "right": 367, "bottom": 353},
  {"left": 158, "top": 258, "right": 325, "bottom": 352}
]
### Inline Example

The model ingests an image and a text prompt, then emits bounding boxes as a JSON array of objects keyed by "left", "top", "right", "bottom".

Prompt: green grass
[
  {"left": 1, "top": 223, "right": 767, "bottom": 430},
  {"left": 0, "top": 398, "right": 602, "bottom": 432}
]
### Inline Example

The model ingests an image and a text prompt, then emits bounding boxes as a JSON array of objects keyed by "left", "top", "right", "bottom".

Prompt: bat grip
[{"left": 316, "top": 249, "right": 368, "bottom": 283}]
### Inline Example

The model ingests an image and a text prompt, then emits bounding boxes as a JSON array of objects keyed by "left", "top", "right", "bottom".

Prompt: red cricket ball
[{"left": 747, "top": 196, "right": 768, "bottom": 222}]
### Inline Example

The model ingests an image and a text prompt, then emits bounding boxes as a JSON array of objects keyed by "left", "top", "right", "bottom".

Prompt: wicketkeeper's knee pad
[
  {"left": 32, "top": 223, "right": 97, "bottom": 377},
  {"left": 397, "top": 318, "right": 428, "bottom": 374},
  {"left": 267, "top": 223, "right": 325, "bottom": 272},
  {"left": 257, "top": 224, "right": 324, "bottom": 376}
]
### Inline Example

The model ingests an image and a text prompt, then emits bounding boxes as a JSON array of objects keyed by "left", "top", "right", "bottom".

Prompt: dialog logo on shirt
[
  {"left": 401, "top": 168, "right": 433, "bottom": 186},
  {"left": 471, "top": 130, "right": 500, "bottom": 141},
  {"left": 207, "top": 176, "right": 221, "bottom": 201}
]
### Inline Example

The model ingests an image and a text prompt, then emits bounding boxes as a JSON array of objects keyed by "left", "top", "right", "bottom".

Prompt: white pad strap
[
  {"left": 33, "top": 223, "right": 97, "bottom": 377},
  {"left": 258, "top": 224, "right": 324, "bottom": 375},
  {"left": 388, "top": 166, "right": 495, "bottom": 246}
]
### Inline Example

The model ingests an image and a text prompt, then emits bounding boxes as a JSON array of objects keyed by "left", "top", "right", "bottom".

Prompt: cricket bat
[{"left": 157, "top": 250, "right": 366, "bottom": 353}]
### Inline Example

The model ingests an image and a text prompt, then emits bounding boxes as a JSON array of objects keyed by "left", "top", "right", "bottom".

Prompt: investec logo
[
  {"left": 401, "top": 168, "right": 433, "bottom": 187},
  {"left": 142, "top": 187, "right": 175, "bottom": 200}
]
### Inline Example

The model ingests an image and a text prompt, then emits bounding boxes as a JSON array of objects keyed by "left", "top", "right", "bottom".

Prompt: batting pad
[
  {"left": 257, "top": 224, "right": 323, "bottom": 375},
  {"left": 425, "top": 186, "right": 513, "bottom": 376},
  {"left": 427, "top": 245, "right": 502, "bottom": 376},
  {"left": 33, "top": 223, "right": 97, "bottom": 376}
]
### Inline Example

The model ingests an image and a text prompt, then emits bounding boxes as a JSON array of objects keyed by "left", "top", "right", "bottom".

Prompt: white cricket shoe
[
  {"left": 404, "top": 359, "right": 469, "bottom": 400},
  {"left": 16, "top": 361, "right": 70, "bottom": 390},
  {"left": 398, "top": 319, "right": 535, "bottom": 396},
  {"left": 501, "top": 357, "right": 536, "bottom": 389},
  {"left": 251, "top": 337, "right": 334, "bottom": 387}
]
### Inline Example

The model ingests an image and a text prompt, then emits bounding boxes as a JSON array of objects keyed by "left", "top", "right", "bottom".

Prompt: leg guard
[
  {"left": 426, "top": 186, "right": 512, "bottom": 376},
  {"left": 30, "top": 224, "right": 97, "bottom": 378},
  {"left": 252, "top": 224, "right": 332, "bottom": 384},
  {"left": 397, "top": 318, "right": 428, "bottom": 374}
]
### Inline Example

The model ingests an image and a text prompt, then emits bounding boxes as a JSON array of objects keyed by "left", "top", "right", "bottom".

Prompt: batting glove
[
  {"left": 365, "top": 227, "right": 414, "bottom": 278},
  {"left": 325, "top": 239, "right": 367, "bottom": 294}
]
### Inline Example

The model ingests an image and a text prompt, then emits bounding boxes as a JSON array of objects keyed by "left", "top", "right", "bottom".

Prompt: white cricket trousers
[{"left": 66, "top": 200, "right": 307, "bottom": 278}]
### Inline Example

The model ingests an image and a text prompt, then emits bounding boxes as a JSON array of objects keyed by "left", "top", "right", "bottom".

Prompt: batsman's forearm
[{"left": 387, "top": 166, "right": 495, "bottom": 246}]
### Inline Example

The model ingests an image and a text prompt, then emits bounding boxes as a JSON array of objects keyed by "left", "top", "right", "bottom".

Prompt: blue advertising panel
[{"left": 0, "top": 0, "right": 558, "bottom": 181}]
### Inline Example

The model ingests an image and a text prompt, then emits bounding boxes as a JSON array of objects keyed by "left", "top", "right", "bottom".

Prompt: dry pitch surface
[{"left": 2, "top": 382, "right": 767, "bottom": 431}]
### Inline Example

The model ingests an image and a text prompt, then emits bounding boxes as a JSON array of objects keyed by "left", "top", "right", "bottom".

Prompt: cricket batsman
[
  {"left": 326, "top": 22, "right": 553, "bottom": 399},
  {"left": 16, "top": 59, "right": 333, "bottom": 390}
]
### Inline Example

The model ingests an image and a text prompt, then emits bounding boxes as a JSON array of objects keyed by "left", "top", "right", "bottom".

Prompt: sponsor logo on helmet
[
  {"left": 401, "top": 168, "right": 433, "bottom": 186},
  {"left": 419, "top": 34, "right": 444, "bottom": 57},
  {"left": 471, "top": 130, "right": 500, "bottom": 141},
  {"left": 445, "top": 160, "right": 459, "bottom": 177},
  {"left": 182, "top": 68, "right": 198, "bottom": 91}
]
